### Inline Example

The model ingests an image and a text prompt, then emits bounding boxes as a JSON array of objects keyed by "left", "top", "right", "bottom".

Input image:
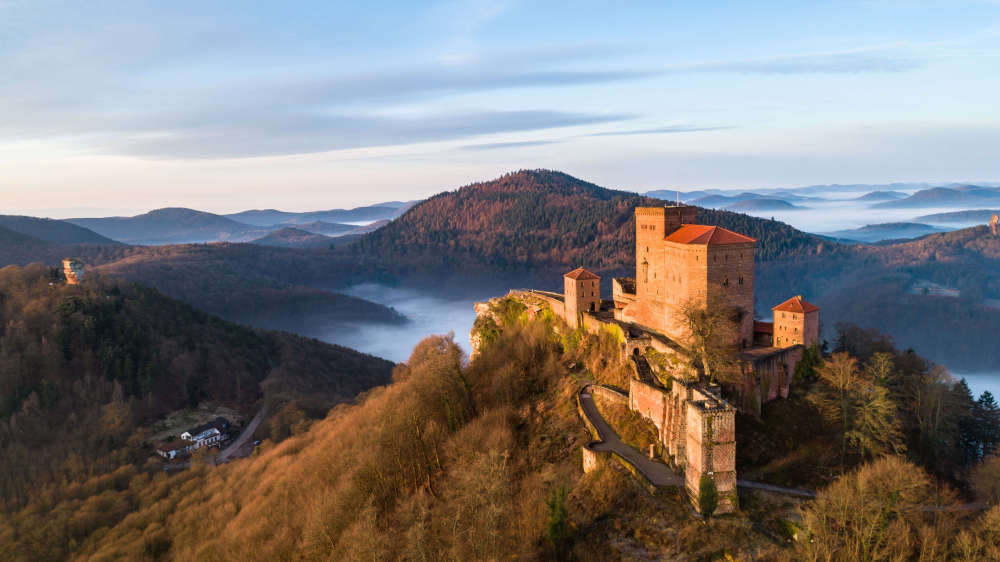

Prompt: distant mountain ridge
[
  {"left": 852, "top": 190, "right": 907, "bottom": 201},
  {"left": 0, "top": 215, "right": 120, "bottom": 244},
  {"left": 225, "top": 201, "right": 416, "bottom": 227},
  {"left": 823, "top": 222, "right": 949, "bottom": 244},
  {"left": 874, "top": 185, "right": 1000, "bottom": 209},
  {"left": 68, "top": 208, "right": 269, "bottom": 245},
  {"left": 724, "top": 198, "right": 803, "bottom": 211},
  {"left": 916, "top": 209, "right": 1000, "bottom": 225}
]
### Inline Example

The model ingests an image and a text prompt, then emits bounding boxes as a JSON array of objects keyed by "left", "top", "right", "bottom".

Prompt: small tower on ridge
[{"left": 564, "top": 267, "right": 601, "bottom": 329}]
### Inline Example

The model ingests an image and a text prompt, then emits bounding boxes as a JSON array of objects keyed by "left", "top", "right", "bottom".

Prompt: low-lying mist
[{"left": 315, "top": 283, "right": 493, "bottom": 362}]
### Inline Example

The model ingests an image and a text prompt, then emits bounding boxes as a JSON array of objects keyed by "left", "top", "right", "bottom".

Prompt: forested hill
[
  {"left": 0, "top": 264, "right": 394, "bottom": 506},
  {"left": 347, "top": 169, "right": 834, "bottom": 277}
]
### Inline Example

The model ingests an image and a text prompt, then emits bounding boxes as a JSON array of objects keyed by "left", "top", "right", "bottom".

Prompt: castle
[{"left": 493, "top": 206, "right": 819, "bottom": 514}]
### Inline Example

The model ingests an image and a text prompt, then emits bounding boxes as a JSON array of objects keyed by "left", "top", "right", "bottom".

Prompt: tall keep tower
[
  {"left": 564, "top": 267, "right": 601, "bottom": 329},
  {"left": 624, "top": 206, "right": 755, "bottom": 346},
  {"left": 635, "top": 206, "right": 697, "bottom": 300}
]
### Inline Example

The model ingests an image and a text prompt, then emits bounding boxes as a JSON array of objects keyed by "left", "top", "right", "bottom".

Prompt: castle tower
[
  {"left": 772, "top": 295, "right": 819, "bottom": 348},
  {"left": 564, "top": 267, "right": 601, "bottom": 329},
  {"left": 62, "top": 259, "right": 85, "bottom": 285},
  {"left": 685, "top": 394, "right": 737, "bottom": 515},
  {"left": 635, "top": 206, "right": 697, "bottom": 300}
]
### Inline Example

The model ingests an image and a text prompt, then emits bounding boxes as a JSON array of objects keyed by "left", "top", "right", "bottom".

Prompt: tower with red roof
[
  {"left": 564, "top": 267, "right": 601, "bottom": 329},
  {"left": 772, "top": 295, "right": 820, "bottom": 348}
]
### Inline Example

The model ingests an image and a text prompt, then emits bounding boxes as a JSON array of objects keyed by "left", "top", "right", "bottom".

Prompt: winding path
[
  {"left": 579, "top": 387, "right": 683, "bottom": 487},
  {"left": 217, "top": 405, "right": 267, "bottom": 463}
]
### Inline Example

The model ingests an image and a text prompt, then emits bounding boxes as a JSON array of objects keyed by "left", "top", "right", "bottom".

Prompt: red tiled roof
[
  {"left": 564, "top": 267, "right": 600, "bottom": 280},
  {"left": 772, "top": 295, "right": 819, "bottom": 313},
  {"left": 663, "top": 224, "right": 756, "bottom": 245},
  {"left": 753, "top": 321, "right": 774, "bottom": 334}
]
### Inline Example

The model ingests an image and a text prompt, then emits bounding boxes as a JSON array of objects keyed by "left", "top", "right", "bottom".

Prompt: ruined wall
[
  {"left": 752, "top": 346, "right": 803, "bottom": 402},
  {"left": 629, "top": 378, "right": 669, "bottom": 444},
  {"left": 684, "top": 403, "right": 737, "bottom": 514}
]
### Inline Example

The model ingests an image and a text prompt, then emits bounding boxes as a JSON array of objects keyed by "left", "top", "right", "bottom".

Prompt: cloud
[
  {"left": 662, "top": 49, "right": 924, "bottom": 75},
  {"left": 106, "top": 110, "right": 628, "bottom": 159},
  {"left": 585, "top": 125, "right": 735, "bottom": 137},
  {"left": 459, "top": 139, "right": 562, "bottom": 151}
]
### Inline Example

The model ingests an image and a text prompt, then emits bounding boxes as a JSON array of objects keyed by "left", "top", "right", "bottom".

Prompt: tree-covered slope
[{"left": 0, "top": 264, "right": 394, "bottom": 506}]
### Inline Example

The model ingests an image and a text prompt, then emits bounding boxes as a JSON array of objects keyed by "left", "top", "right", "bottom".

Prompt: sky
[{"left": 2, "top": 0, "right": 999, "bottom": 217}]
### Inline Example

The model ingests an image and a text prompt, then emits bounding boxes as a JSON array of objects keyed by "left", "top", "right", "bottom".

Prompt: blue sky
[{"left": 1, "top": 0, "right": 999, "bottom": 215}]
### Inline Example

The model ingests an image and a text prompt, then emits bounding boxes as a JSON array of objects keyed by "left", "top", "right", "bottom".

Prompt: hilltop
[
  {"left": 724, "top": 198, "right": 803, "bottom": 211},
  {"left": 348, "top": 170, "right": 830, "bottom": 283},
  {"left": 251, "top": 227, "right": 335, "bottom": 249},
  {"left": 853, "top": 190, "right": 908, "bottom": 201}
]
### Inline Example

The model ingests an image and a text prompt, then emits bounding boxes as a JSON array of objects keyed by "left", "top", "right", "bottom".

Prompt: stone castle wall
[{"left": 629, "top": 370, "right": 737, "bottom": 514}]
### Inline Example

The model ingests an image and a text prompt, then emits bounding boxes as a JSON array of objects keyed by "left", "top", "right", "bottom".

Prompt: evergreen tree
[
  {"left": 977, "top": 391, "right": 1000, "bottom": 458},
  {"left": 698, "top": 474, "right": 719, "bottom": 518},
  {"left": 545, "top": 484, "right": 569, "bottom": 554},
  {"left": 953, "top": 379, "right": 981, "bottom": 464}
]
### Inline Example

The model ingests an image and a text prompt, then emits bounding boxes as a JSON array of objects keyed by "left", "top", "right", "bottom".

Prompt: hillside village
[{"left": 475, "top": 205, "right": 821, "bottom": 513}]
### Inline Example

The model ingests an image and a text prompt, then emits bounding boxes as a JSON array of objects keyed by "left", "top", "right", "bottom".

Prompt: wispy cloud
[
  {"left": 106, "top": 110, "right": 627, "bottom": 159},
  {"left": 459, "top": 139, "right": 562, "bottom": 151},
  {"left": 585, "top": 125, "right": 735, "bottom": 137},
  {"left": 662, "top": 49, "right": 924, "bottom": 75}
]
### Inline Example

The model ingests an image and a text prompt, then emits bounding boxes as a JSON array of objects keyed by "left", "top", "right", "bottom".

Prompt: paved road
[
  {"left": 217, "top": 405, "right": 267, "bottom": 463},
  {"left": 579, "top": 387, "right": 683, "bottom": 487}
]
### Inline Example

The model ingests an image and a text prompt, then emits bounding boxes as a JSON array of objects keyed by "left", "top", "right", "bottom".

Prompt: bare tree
[
  {"left": 810, "top": 352, "right": 906, "bottom": 464},
  {"left": 676, "top": 291, "right": 740, "bottom": 384}
]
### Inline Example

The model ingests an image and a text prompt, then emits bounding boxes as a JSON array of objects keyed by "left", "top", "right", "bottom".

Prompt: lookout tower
[
  {"left": 564, "top": 267, "right": 601, "bottom": 329},
  {"left": 62, "top": 259, "right": 85, "bottom": 285}
]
